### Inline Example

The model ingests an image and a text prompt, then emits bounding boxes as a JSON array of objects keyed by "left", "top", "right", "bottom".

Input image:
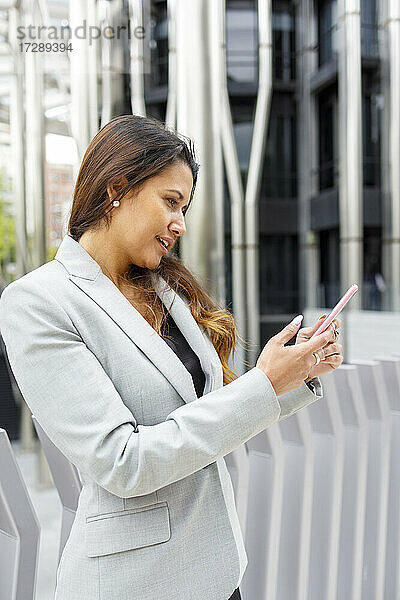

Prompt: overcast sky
[{"left": 46, "top": 134, "right": 78, "bottom": 165}]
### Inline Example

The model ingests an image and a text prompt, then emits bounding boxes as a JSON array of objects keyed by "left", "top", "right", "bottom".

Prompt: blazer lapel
[{"left": 54, "top": 234, "right": 218, "bottom": 404}]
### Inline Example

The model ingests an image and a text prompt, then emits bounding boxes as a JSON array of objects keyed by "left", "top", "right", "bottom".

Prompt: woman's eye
[{"left": 166, "top": 197, "right": 188, "bottom": 216}]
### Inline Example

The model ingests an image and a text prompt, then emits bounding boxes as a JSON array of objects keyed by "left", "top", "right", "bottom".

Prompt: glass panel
[
  {"left": 362, "top": 94, "right": 381, "bottom": 187},
  {"left": 231, "top": 98, "right": 256, "bottom": 180},
  {"left": 318, "top": 0, "right": 338, "bottom": 66},
  {"left": 318, "top": 91, "right": 337, "bottom": 191},
  {"left": 149, "top": 3, "right": 168, "bottom": 87},
  {"left": 272, "top": 10, "right": 295, "bottom": 81},
  {"left": 362, "top": 69, "right": 381, "bottom": 188},
  {"left": 226, "top": 8, "right": 258, "bottom": 82},
  {"left": 319, "top": 229, "right": 340, "bottom": 308},
  {"left": 361, "top": 0, "right": 378, "bottom": 57},
  {"left": 261, "top": 99, "right": 297, "bottom": 199},
  {"left": 363, "top": 227, "right": 383, "bottom": 310},
  {"left": 259, "top": 235, "right": 299, "bottom": 314}
]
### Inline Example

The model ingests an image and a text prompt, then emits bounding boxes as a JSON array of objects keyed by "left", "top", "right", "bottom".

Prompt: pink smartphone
[{"left": 311, "top": 284, "right": 359, "bottom": 337}]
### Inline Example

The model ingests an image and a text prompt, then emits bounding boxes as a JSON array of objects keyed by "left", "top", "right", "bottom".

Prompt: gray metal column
[
  {"left": 211, "top": 0, "right": 250, "bottom": 541},
  {"left": 165, "top": 0, "right": 177, "bottom": 128},
  {"left": 98, "top": 1, "right": 125, "bottom": 131},
  {"left": 176, "top": 0, "right": 223, "bottom": 301},
  {"left": 22, "top": 0, "right": 46, "bottom": 454},
  {"left": 245, "top": 0, "right": 273, "bottom": 368},
  {"left": 9, "top": 2, "right": 34, "bottom": 458},
  {"left": 337, "top": 0, "right": 363, "bottom": 306},
  {"left": 24, "top": 0, "right": 46, "bottom": 268},
  {"left": 8, "top": 3, "right": 28, "bottom": 278},
  {"left": 219, "top": 0, "right": 246, "bottom": 376},
  {"left": 69, "top": 0, "right": 91, "bottom": 157},
  {"left": 296, "top": 0, "right": 320, "bottom": 310},
  {"left": 87, "top": 0, "right": 100, "bottom": 138},
  {"left": 380, "top": 0, "right": 400, "bottom": 310},
  {"left": 208, "top": 0, "right": 226, "bottom": 307},
  {"left": 379, "top": 0, "right": 391, "bottom": 311},
  {"left": 129, "top": 0, "right": 146, "bottom": 116}
]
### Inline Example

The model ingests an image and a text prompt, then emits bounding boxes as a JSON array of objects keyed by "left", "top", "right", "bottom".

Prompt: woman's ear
[{"left": 106, "top": 175, "right": 129, "bottom": 202}]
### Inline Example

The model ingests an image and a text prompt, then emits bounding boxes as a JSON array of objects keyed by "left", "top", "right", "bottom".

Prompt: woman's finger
[
  {"left": 310, "top": 347, "right": 325, "bottom": 366},
  {"left": 297, "top": 315, "right": 327, "bottom": 341},
  {"left": 323, "top": 342, "right": 342, "bottom": 357},
  {"left": 310, "top": 314, "right": 327, "bottom": 335},
  {"left": 329, "top": 317, "right": 342, "bottom": 332},
  {"left": 325, "top": 354, "right": 344, "bottom": 367}
]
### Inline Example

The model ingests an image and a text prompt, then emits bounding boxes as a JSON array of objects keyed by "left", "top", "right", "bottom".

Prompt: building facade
[{"left": 139, "top": 0, "right": 398, "bottom": 342}]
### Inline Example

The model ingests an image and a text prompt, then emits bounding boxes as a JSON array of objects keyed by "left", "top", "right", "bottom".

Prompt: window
[
  {"left": 272, "top": 9, "right": 295, "bottom": 81},
  {"left": 363, "top": 226, "right": 383, "bottom": 310},
  {"left": 319, "top": 228, "right": 340, "bottom": 307},
  {"left": 362, "top": 70, "right": 381, "bottom": 187},
  {"left": 261, "top": 94, "right": 297, "bottom": 199},
  {"left": 317, "top": 0, "right": 338, "bottom": 67},
  {"left": 230, "top": 98, "right": 256, "bottom": 184},
  {"left": 259, "top": 234, "right": 299, "bottom": 314},
  {"left": 149, "top": 1, "right": 168, "bottom": 87},
  {"left": 318, "top": 87, "right": 337, "bottom": 191},
  {"left": 51, "top": 172, "right": 61, "bottom": 183},
  {"left": 361, "top": 0, "right": 378, "bottom": 58},
  {"left": 226, "top": 6, "right": 257, "bottom": 83}
]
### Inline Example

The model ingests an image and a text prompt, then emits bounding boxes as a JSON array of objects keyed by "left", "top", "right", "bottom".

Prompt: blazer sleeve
[{"left": 0, "top": 278, "right": 319, "bottom": 498}]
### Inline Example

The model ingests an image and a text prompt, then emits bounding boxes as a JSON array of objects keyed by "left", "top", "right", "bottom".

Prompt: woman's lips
[{"left": 156, "top": 237, "right": 168, "bottom": 254}]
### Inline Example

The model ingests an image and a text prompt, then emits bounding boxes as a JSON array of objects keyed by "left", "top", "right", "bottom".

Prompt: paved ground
[{"left": 13, "top": 440, "right": 62, "bottom": 600}]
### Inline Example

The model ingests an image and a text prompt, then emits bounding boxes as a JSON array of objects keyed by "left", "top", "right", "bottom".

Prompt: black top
[{"left": 161, "top": 311, "right": 206, "bottom": 398}]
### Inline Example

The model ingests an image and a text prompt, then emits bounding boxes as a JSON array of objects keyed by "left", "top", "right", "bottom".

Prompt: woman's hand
[
  {"left": 296, "top": 315, "right": 343, "bottom": 381},
  {"left": 256, "top": 316, "right": 337, "bottom": 396}
]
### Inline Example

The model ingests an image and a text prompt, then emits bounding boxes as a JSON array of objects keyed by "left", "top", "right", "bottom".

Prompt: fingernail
[
  {"left": 319, "top": 314, "right": 327, "bottom": 319},
  {"left": 292, "top": 314, "right": 304, "bottom": 326}
]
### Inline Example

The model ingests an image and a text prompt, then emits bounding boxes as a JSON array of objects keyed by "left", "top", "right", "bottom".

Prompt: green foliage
[
  {"left": 0, "top": 167, "right": 16, "bottom": 282},
  {"left": 0, "top": 199, "right": 15, "bottom": 265},
  {"left": 47, "top": 246, "right": 58, "bottom": 262}
]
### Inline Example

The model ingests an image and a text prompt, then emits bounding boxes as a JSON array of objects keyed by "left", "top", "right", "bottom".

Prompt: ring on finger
[
  {"left": 313, "top": 352, "right": 321, "bottom": 366},
  {"left": 334, "top": 328, "right": 339, "bottom": 340}
]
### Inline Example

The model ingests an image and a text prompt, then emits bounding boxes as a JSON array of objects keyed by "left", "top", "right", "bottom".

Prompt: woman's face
[{"left": 108, "top": 160, "right": 193, "bottom": 271}]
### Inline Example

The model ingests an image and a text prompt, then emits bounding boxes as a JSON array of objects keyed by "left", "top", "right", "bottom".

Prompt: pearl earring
[{"left": 113, "top": 200, "right": 120, "bottom": 207}]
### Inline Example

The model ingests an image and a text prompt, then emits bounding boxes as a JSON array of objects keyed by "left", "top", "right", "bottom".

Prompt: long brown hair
[{"left": 68, "top": 114, "right": 247, "bottom": 385}]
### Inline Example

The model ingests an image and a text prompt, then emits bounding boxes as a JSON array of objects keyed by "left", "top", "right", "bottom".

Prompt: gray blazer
[{"left": 0, "top": 233, "right": 322, "bottom": 600}]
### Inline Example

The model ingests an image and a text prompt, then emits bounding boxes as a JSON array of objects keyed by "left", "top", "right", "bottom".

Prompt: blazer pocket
[{"left": 85, "top": 501, "right": 171, "bottom": 558}]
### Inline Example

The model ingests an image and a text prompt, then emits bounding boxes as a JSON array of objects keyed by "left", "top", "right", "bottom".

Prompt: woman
[{"left": 0, "top": 115, "right": 342, "bottom": 600}]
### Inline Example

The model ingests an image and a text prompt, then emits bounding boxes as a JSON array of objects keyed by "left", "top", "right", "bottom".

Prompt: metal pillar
[
  {"left": 337, "top": 0, "right": 363, "bottom": 307},
  {"left": 23, "top": 0, "right": 45, "bottom": 454},
  {"left": 8, "top": 4, "right": 28, "bottom": 278},
  {"left": 23, "top": 0, "right": 52, "bottom": 486},
  {"left": 208, "top": 0, "right": 226, "bottom": 307},
  {"left": 296, "top": 0, "right": 320, "bottom": 310},
  {"left": 69, "top": 0, "right": 91, "bottom": 158},
  {"left": 175, "top": 0, "right": 222, "bottom": 300},
  {"left": 387, "top": 0, "right": 400, "bottom": 311},
  {"left": 24, "top": 0, "right": 46, "bottom": 268},
  {"left": 129, "top": 0, "right": 146, "bottom": 116},
  {"left": 245, "top": 0, "right": 273, "bottom": 369},
  {"left": 87, "top": 0, "right": 100, "bottom": 138},
  {"left": 165, "top": 0, "right": 177, "bottom": 128},
  {"left": 379, "top": 0, "right": 391, "bottom": 311},
  {"left": 380, "top": 0, "right": 400, "bottom": 311},
  {"left": 8, "top": 2, "right": 35, "bottom": 457},
  {"left": 219, "top": 0, "right": 246, "bottom": 376}
]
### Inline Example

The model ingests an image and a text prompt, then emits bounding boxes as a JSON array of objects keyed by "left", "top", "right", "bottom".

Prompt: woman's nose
[{"left": 171, "top": 214, "right": 186, "bottom": 237}]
